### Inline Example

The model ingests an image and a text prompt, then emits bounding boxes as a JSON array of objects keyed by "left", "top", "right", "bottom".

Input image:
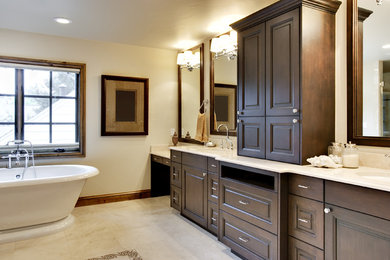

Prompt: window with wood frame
[{"left": 0, "top": 56, "right": 86, "bottom": 157}]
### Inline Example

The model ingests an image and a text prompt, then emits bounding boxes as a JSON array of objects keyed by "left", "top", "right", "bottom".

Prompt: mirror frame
[
  {"left": 178, "top": 43, "right": 204, "bottom": 144},
  {"left": 209, "top": 39, "right": 237, "bottom": 136},
  {"left": 347, "top": 0, "right": 390, "bottom": 146}
]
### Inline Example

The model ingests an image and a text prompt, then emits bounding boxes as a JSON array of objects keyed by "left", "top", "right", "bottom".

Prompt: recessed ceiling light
[
  {"left": 383, "top": 44, "right": 390, "bottom": 49},
  {"left": 54, "top": 17, "right": 72, "bottom": 24}
]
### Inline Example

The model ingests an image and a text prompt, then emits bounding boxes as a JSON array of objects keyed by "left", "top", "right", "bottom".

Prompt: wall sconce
[
  {"left": 210, "top": 30, "right": 238, "bottom": 60},
  {"left": 177, "top": 50, "right": 200, "bottom": 72}
]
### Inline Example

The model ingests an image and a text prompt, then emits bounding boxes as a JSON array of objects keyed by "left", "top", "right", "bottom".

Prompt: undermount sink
[{"left": 355, "top": 171, "right": 390, "bottom": 182}]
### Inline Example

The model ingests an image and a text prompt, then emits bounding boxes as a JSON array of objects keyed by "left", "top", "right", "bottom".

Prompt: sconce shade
[{"left": 177, "top": 53, "right": 185, "bottom": 65}]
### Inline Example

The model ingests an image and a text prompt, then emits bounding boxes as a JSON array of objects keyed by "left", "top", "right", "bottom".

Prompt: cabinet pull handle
[
  {"left": 238, "top": 236, "right": 249, "bottom": 243},
  {"left": 238, "top": 200, "right": 249, "bottom": 205},
  {"left": 211, "top": 164, "right": 217, "bottom": 168},
  {"left": 298, "top": 218, "right": 309, "bottom": 224},
  {"left": 237, "top": 111, "right": 240, "bottom": 115},
  {"left": 292, "top": 108, "right": 298, "bottom": 113},
  {"left": 324, "top": 208, "right": 332, "bottom": 214},
  {"left": 298, "top": 184, "right": 309, "bottom": 189},
  {"left": 293, "top": 119, "right": 299, "bottom": 124},
  {"left": 212, "top": 187, "right": 217, "bottom": 191},
  {"left": 211, "top": 217, "right": 217, "bottom": 222},
  {"left": 172, "top": 197, "right": 177, "bottom": 202},
  {"left": 173, "top": 155, "right": 177, "bottom": 158}
]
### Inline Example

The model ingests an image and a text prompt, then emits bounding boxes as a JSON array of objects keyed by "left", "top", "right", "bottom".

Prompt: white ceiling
[{"left": 0, "top": 0, "right": 278, "bottom": 50}]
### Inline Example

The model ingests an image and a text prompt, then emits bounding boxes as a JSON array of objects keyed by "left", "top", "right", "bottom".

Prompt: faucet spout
[{"left": 217, "top": 124, "right": 233, "bottom": 150}]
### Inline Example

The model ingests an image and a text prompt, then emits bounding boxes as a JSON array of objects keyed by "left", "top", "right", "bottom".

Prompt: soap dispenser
[{"left": 342, "top": 142, "right": 359, "bottom": 168}]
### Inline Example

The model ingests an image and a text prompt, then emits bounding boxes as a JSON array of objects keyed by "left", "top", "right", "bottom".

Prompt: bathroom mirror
[
  {"left": 178, "top": 43, "right": 204, "bottom": 143},
  {"left": 347, "top": 0, "right": 390, "bottom": 146},
  {"left": 210, "top": 41, "right": 237, "bottom": 136}
]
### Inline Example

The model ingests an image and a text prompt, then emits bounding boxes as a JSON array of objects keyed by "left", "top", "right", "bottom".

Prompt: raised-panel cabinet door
[
  {"left": 324, "top": 205, "right": 390, "bottom": 260},
  {"left": 181, "top": 165, "right": 208, "bottom": 228},
  {"left": 289, "top": 237, "right": 323, "bottom": 260},
  {"left": 266, "top": 9, "right": 300, "bottom": 116},
  {"left": 237, "top": 22, "right": 266, "bottom": 117},
  {"left": 237, "top": 117, "right": 266, "bottom": 158},
  {"left": 266, "top": 116, "right": 300, "bottom": 164}
]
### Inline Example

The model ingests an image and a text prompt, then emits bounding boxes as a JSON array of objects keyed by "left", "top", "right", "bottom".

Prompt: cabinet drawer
[
  {"left": 207, "top": 201, "right": 218, "bottom": 235},
  {"left": 289, "top": 236, "right": 323, "bottom": 260},
  {"left": 207, "top": 157, "right": 218, "bottom": 173},
  {"left": 289, "top": 195, "right": 324, "bottom": 249},
  {"left": 219, "top": 211, "right": 277, "bottom": 260},
  {"left": 182, "top": 152, "right": 207, "bottom": 169},
  {"left": 170, "top": 162, "right": 181, "bottom": 188},
  {"left": 220, "top": 178, "right": 278, "bottom": 234},
  {"left": 161, "top": 157, "right": 171, "bottom": 166},
  {"left": 152, "top": 155, "right": 162, "bottom": 163},
  {"left": 171, "top": 150, "right": 181, "bottom": 163},
  {"left": 325, "top": 181, "right": 390, "bottom": 221},
  {"left": 170, "top": 185, "right": 181, "bottom": 211},
  {"left": 289, "top": 174, "right": 323, "bottom": 201},
  {"left": 208, "top": 172, "right": 219, "bottom": 204}
]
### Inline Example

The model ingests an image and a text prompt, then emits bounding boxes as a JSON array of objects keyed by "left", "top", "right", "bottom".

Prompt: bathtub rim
[{"left": 0, "top": 164, "right": 99, "bottom": 188}]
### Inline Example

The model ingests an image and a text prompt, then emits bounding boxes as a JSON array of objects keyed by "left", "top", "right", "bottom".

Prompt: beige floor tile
[{"left": 1, "top": 196, "right": 240, "bottom": 260}]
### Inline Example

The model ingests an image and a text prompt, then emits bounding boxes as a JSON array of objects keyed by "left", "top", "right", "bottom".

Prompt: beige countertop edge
[{"left": 169, "top": 146, "right": 390, "bottom": 193}]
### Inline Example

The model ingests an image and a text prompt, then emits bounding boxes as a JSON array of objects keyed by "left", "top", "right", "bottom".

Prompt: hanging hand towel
[{"left": 194, "top": 113, "right": 208, "bottom": 142}]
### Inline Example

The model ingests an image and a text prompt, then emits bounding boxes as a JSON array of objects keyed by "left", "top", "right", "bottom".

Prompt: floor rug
[{"left": 88, "top": 249, "right": 142, "bottom": 260}]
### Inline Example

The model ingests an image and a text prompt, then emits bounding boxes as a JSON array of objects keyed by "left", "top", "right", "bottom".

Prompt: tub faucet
[
  {"left": 217, "top": 124, "right": 233, "bottom": 150},
  {"left": 1, "top": 140, "right": 34, "bottom": 169}
]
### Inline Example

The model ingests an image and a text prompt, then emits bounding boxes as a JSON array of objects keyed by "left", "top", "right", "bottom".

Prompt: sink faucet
[{"left": 217, "top": 124, "right": 233, "bottom": 150}]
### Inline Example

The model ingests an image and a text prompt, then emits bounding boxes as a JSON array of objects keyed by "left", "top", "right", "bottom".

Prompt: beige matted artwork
[{"left": 101, "top": 75, "right": 149, "bottom": 135}]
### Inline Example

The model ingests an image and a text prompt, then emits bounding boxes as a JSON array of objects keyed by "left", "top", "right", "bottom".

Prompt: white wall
[{"left": 0, "top": 28, "right": 178, "bottom": 196}]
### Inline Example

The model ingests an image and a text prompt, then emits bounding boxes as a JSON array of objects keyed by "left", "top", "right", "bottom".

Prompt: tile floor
[{"left": 0, "top": 196, "right": 241, "bottom": 260}]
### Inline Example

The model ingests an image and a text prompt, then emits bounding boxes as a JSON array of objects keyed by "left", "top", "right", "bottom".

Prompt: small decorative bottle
[
  {"left": 328, "top": 142, "right": 344, "bottom": 157},
  {"left": 172, "top": 132, "right": 179, "bottom": 146},
  {"left": 342, "top": 142, "right": 359, "bottom": 168}
]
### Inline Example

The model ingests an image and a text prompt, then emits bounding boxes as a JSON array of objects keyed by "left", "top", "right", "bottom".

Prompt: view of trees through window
[{"left": 0, "top": 66, "right": 79, "bottom": 147}]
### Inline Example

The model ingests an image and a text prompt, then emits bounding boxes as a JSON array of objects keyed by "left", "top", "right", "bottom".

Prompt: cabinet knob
[
  {"left": 237, "top": 111, "right": 244, "bottom": 115},
  {"left": 203, "top": 172, "right": 207, "bottom": 177},
  {"left": 324, "top": 208, "right": 332, "bottom": 214},
  {"left": 292, "top": 108, "right": 298, "bottom": 113},
  {"left": 237, "top": 119, "right": 243, "bottom": 123},
  {"left": 292, "top": 119, "right": 298, "bottom": 124}
]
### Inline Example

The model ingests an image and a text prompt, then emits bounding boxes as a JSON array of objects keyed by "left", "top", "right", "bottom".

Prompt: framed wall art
[{"left": 101, "top": 75, "right": 149, "bottom": 136}]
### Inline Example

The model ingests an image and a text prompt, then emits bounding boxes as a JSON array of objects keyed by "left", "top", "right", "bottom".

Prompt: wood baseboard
[{"left": 76, "top": 189, "right": 151, "bottom": 207}]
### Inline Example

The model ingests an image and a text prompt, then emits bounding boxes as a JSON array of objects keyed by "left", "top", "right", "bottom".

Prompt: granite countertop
[{"left": 169, "top": 145, "right": 390, "bottom": 193}]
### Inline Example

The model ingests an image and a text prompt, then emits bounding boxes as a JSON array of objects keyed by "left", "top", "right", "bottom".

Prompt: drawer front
[
  {"left": 182, "top": 152, "right": 207, "bottom": 169},
  {"left": 171, "top": 150, "right": 181, "bottom": 163},
  {"left": 170, "top": 162, "right": 182, "bottom": 188},
  {"left": 220, "top": 178, "right": 278, "bottom": 234},
  {"left": 161, "top": 157, "right": 171, "bottom": 166},
  {"left": 207, "top": 157, "right": 219, "bottom": 173},
  {"left": 170, "top": 185, "right": 181, "bottom": 211},
  {"left": 289, "top": 236, "right": 323, "bottom": 260},
  {"left": 208, "top": 172, "right": 219, "bottom": 204},
  {"left": 151, "top": 155, "right": 162, "bottom": 163},
  {"left": 207, "top": 201, "right": 218, "bottom": 235},
  {"left": 325, "top": 181, "right": 390, "bottom": 221},
  {"left": 289, "top": 195, "right": 324, "bottom": 249},
  {"left": 219, "top": 211, "right": 277, "bottom": 260},
  {"left": 289, "top": 174, "right": 323, "bottom": 201}
]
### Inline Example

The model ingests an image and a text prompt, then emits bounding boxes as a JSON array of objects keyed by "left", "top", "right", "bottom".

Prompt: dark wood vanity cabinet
[
  {"left": 232, "top": 0, "right": 341, "bottom": 164},
  {"left": 219, "top": 162, "right": 288, "bottom": 260},
  {"left": 324, "top": 181, "right": 390, "bottom": 260},
  {"left": 170, "top": 151, "right": 220, "bottom": 233},
  {"left": 288, "top": 174, "right": 325, "bottom": 259}
]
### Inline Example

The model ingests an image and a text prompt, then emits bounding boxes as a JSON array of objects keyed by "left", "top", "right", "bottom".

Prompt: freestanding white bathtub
[{"left": 0, "top": 165, "right": 98, "bottom": 243}]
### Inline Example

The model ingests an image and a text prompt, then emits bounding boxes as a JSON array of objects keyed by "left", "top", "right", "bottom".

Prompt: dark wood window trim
[{"left": 0, "top": 56, "right": 86, "bottom": 158}]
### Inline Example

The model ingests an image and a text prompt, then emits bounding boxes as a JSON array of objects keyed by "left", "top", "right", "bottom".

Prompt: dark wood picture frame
[
  {"left": 178, "top": 43, "right": 204, "bottom": 144},
  {"left": 347, "top": 0, "right": 390, "bottom": 146},
  {"left": 101, "top": 75, "right": 149, "bottom": 136}
]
